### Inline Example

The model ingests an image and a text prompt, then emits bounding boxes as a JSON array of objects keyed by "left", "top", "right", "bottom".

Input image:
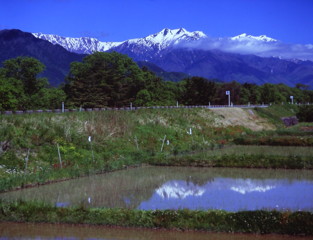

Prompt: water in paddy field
[
  {"left": 1, "top": 166, "right": 313, "bottom": 212},
  {"left": 1, "top": 222, "right": 312, "bottom": 240}
]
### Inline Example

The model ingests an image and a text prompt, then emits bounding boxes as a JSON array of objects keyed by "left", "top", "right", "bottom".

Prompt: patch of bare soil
[
  {"left": 210, "top": 108, "right": 275, "bottom": 131},
  {"left": 300, "top": 126, "right": 313, "bottom": 132}
]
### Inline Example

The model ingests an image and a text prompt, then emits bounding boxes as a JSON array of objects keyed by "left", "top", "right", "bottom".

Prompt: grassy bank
[
  {"left": 150, "top": 150, "right": 313, "bottom": 169},
  {"left": 253, "top": 104, "right": 299, "bottom": 127},
  {"left": 0, "top": 201, "right": 312, "bottom": 235},
  {"left": 234, "top": 124, "right": 313, "bottom": 146},
  {"left": 2, "top": 145, "right": 313, "bottom": 193}
]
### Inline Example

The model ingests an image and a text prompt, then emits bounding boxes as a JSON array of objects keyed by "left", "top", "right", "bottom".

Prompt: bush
[{"left": 297, "top": 105, "right": 313, "bottom": 122}]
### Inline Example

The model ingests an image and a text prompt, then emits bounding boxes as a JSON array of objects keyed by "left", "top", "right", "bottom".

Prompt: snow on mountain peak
[
  {"left": 32, "top": 32, "right": 123, "bottom": 54},
  {"left": 32, "top": 28, "right": 278, "bottom": 57},
  {"left": 32, "top": 28, "right": 208, "bottom": 54},
  {"left": 158, "top": 28, "right": 187, "bottom": 36},
  {"left": 231, "top": 33, "right": 277, "bottom": 42},
  {"left": 136, "top": 28, "right": 207, "bottom": 49}
]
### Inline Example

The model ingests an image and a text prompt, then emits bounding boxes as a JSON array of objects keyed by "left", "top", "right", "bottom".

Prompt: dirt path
[{"left": 210, "top": 108, "right": 275, "bottom": 131}]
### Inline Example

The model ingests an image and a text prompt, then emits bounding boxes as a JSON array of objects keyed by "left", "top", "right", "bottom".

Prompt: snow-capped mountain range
[
  {"left": 31, "top": 28, "right": 313, "bottom": 87},
  {"left": 2, "top": 28, "right": 313, "bottom": 87},
  {"left": 32, "top": 28, "right": 278, "bottom": 55}
]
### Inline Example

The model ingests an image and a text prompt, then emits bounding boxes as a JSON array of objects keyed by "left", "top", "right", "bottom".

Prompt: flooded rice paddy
[{"left": 1, "top": 166, "right": 313, "bottom": 212}]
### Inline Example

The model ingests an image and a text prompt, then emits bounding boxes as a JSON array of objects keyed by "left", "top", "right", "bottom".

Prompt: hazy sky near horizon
[{"left": 1, "top": 0, "right": 313, "bottom": 44}]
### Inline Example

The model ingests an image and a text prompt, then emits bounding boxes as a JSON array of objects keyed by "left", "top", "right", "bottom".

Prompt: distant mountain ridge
[
  {"left": 32, "top": 28, "right": 313, "bottom": 87},
  {"left": 230, "top": 33, "right": 277, "bottom": 42},
  {"left": 32, "top": 32, "right": 122, "bottom": 54},
  {"left": 0, "top": 29, "right": 85, "bottom": 86},
  {"left": 2, "top": 28, "right": 313, "bottom": 87},
  {"left": 33, "top": 28, "right": 277, "bottom": 55}
]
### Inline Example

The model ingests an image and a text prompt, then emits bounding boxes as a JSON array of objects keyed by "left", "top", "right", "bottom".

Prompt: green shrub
[
  {"left": 297, "top": 105, "right": 313, "bottom": 122},
  {"left": 226, "top": 211, "right": 282, "bottom": 234},
  {"left": 284, "top": 212, "right": 313, "bottom": 235}
]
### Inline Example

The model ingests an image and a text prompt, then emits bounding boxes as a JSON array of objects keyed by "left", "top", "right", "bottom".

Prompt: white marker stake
[
  {"left": 57, "top": 143, "right": 62, "bottom": 169},
  {"left": 25, "top": 148, "right": 30, "bottom": 172},
  {"left": 134, "top": 136, "right": 139, "bottom": 150},
  {"left": 88, "top": 136, "right": 95, "bottom": 162},
  {"left": 160, "top": 135, "right": 167, "bottom": 152}
]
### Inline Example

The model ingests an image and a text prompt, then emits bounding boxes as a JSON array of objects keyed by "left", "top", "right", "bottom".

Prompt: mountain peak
[
  {"left": 159, "top": 28, "right": 186, "bottom": 35},
  {"left": 146, "top": 28, "right": 207, "bottom": 45},
  {"left": 231, "top": 33, "right": 277, "bottom": 42},
  {"left": 176, "top": 28, "right": 187, "bottom": 34},
  {"left": 160, "top": 28, "right": 171, "bottom": 36}
]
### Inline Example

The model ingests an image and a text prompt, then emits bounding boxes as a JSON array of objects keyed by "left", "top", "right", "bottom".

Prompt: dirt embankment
[{"left": 210, "top": 108, "right": 275, "bottom": 131}]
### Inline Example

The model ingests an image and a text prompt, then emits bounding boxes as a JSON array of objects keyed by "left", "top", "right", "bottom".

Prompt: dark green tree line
[{"left": 1, "top": 54, "right": 313, "bottom": 111}]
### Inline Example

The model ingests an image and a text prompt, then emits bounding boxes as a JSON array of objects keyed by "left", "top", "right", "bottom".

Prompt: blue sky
[{"left": 1, "top": 0, "right": 313, "bottom": 44}]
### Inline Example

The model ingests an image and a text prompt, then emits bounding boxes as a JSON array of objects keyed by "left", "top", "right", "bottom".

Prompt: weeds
[{"left": 0, "top": 201, "right": 312, "bottom": 235}]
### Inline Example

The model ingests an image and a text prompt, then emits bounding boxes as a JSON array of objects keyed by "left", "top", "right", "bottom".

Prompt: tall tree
[
  {"left": 65, "top": 52, "right": 146, "bottom": 108},
  {"left": 3, "top": 57, "right": 47, "bottom": 96},
  {"left": 181, "top": 77, "right": 217, "bottom": 105},
  {"left": 259, "top": 83, "right": 285, "bottom": 104},
  {"left": 0, "top": 57, "right": 48, "bottom": 110},
  {"left": 297, "top": 105, "right": 313, "bottom": 122},
  {"left": 240, "top": 83, "right": 261, "bottom": 104},
  {"left": 0, "top": 76, "right": 25, "bottom": 111}
]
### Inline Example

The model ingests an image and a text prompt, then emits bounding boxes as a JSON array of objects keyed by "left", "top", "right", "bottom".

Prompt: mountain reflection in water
[
  {"left": 156, "top": 180, "right": 206, "bottom": 199},
  {"left": 139, "top": 177, "right": 313, "bottom": 211},
  {"left": 1, "top": 167, "right": 313, "bottom": 212},
  {"left": 230, "top": 179, "right": 276, "bottom": 194}
]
